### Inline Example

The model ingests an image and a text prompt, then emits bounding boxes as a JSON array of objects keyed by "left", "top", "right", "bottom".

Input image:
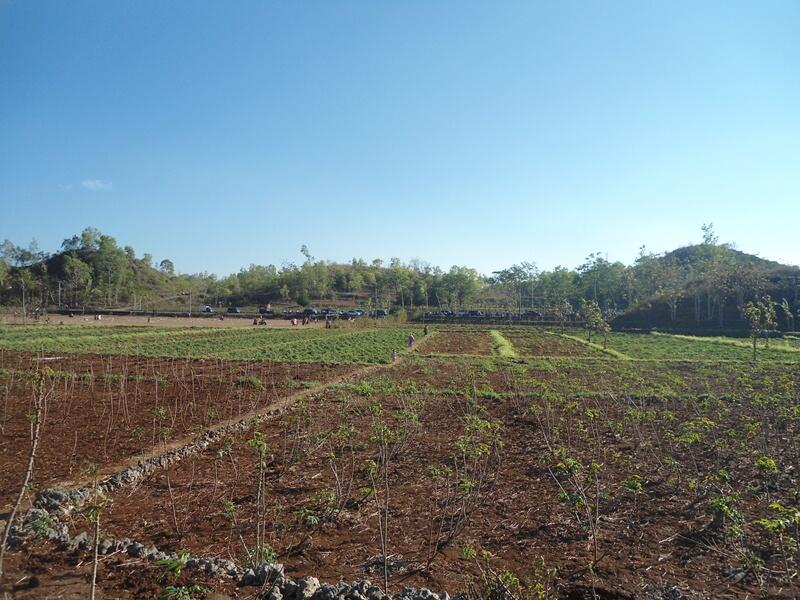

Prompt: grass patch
[
  {"left": 234, "top": 375, "right": 264, "bottom": 390},
  {"left": 657, "top": 332, "right": 800, "bottom": 354},
  {"left": 490, "top": 330, "right": 518, "bottom": 358},
  {"left": 551, "top": 331, "right": 631, "bottom": 359}
]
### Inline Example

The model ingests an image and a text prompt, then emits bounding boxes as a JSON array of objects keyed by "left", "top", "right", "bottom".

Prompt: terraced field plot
[
  {"left": 503, "top": 329, "right": 605, "bottom": 357},
  {"left": 0, "top": 324, "right": 421, "bottom": 364},
  {"left": 55, "top": 353, "right": 800, "bottom": 598},
  {"left": 4, "top": 323, "right": 800, "bottom": 599},
  {"left": 422, "top": 331, "right": 495, "bottom": 355},
  {"left": 0, "top": 352, "right": 356, "bottom": 507},
  {"left": 602, "top": 331, "right": 800, "bottom": 361}
]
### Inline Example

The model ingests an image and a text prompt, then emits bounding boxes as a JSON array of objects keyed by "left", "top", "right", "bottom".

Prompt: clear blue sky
[{"left": 1, "top": 1, "right": 798, "bottom": 276}]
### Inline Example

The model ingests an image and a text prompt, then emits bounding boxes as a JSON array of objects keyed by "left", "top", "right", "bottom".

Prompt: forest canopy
[{"left": 1, "top": 225, "right": 798, "bottom": 330}]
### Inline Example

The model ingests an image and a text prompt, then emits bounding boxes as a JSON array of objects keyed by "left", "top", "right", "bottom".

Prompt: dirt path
[{"left": 0, "top": 314, "right": 321, "bottom": 328}]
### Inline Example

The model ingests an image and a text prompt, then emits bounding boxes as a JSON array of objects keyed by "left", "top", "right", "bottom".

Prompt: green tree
[
  {"left": 80, "top": 227, "right": 102, "bottom": 250},
  {"left": 655, "top": 257, "right": 685, "bottom": 322},
  {"left": 64, "top": 255, "right": 93, "bottom": 307},
  {"left": 95, "top": 235, "right": 130, "bottom": 305},
  {"left": 780, "top": 298, "right": 794, "bottom": 332},
  {"left": 537, "top": 266, "right": 578, "bottom": 308},
  {"left": 492, "top": 262, "right": 538, "bottom": 314},
  {"left": 580, "top": 298, "right": 610, "bottom": 347},
  {"left": 744, "top": 295, "right": 778, "bottom": 360},
  {"left": 0, "top": 259, "right": 8, "bottom": 291},
  {"left": 159, "top": 259, "right": 175, "bottom": 275}
]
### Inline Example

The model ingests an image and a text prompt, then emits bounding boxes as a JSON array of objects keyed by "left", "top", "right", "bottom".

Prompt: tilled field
[
  {"left": 55, "top": 356, "right": 800, "bottom": 598},
  {"left": 3, "top": 326, "right": 800, "bottom": 599},
  {"left": 503, "top": 331, "right": 605, "bottom": 357},
  {"left": 0, "top": 352, "right": 356, "bottom": 507},
  {"left": 422, "top": 332, "right": 495, "bottom": 356}
]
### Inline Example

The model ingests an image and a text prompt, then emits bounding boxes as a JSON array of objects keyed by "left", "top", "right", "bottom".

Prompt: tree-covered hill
[
  {"left": 617, "top": 243, "right": 799, "bottom": 331},
  {"left": 1, "top": 225, "right": 797, "bottom": 332}
]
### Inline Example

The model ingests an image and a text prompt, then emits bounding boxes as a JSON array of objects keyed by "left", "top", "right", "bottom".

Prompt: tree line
[{"left": 1, "top": 225, "right": 798, "bottom": 330}]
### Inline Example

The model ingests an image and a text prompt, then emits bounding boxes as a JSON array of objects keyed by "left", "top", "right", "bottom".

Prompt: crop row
[
  {"left": 488, "top": 328, "right": 800, "bottom": 361},
  {"left": 0, "top": 325, "right": 420, "bottom": 364}
]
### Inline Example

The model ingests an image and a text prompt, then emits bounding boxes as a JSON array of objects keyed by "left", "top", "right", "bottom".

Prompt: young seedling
[{"left": 0, "top": 367, "right": 53, "bottom": 581}]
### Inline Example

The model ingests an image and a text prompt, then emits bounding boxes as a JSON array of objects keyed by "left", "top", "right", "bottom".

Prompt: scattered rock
[
  {"left": 313, "top": 584, "right": 340, "bottom": 600},
  {"left": 298, "top": 576, "right": 321, "bottom": 599},
  {"left": 69, "top": 531, "right": 90, "bottom": 551},
  {"left": 240, "top": 568, "right": 257, "bottom": 586},
  {"left": 127, "top": 542, "right": 145, "bottom": 557}
]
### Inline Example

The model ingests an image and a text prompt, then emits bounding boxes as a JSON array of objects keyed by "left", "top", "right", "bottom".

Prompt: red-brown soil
[
  {"left": 68, "top": 358, "right": 800, "bottom": 597},
  {"left": 392, "top": 356, "right": 800, "bottom": 399},
  {"left": 505, "top": 332, "right": 604, "bottom": 357},
  {"left": 0, "top": 352, "right": 355, "bottom": 508},
  {"left": 422, "top": 332, "right": 494, "bottom": 356}
]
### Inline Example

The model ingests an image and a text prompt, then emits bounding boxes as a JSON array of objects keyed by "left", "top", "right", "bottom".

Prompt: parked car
[
  {"left": 200, "top": 305, "right": 214, "bottom": 313},
  {"left": 522, "top": 310, "right": 543, "bottom": 319},
  {"left": 227, "top": 306, "right": 241, "bottom": 314},
  {"left": 302, "top": 308, "right": 318, "bottom": 317},
  {"left": 370, "top": 309, "right": 388, "bottom": 319},
  {"left": 258, "top": 307, "right": 274, "bottom": 315},
  {"left": 319, "top": 308, "right": 338, "bottom": 317}
]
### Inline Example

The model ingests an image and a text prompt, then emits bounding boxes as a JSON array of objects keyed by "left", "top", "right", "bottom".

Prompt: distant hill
[
  {"left": 2, "top": 228, "right": 798, "bottom": 333},
  {"left": 615, "top": 244, "right": 799, "bottom": 332}
]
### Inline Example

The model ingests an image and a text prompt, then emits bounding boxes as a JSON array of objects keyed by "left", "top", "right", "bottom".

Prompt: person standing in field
[
  {"left": 392, "top": 350, "right": 398, "bottom": 362},
  {"left": 407, "top": 333, "right": 415, "bottom": 348}
]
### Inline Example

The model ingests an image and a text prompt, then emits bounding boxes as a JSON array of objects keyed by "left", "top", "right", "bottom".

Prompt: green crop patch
[
  {"left": 0, "top": 324, "right": 421, "bottom": 365},
  {"left": 602, "top": 331, "right": 800, "bottom": 361}
]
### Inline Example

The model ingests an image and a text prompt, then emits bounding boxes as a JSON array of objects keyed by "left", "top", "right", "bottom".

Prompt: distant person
[
  {"left": 392, "top": 350, "right": 398, "bottom": 362},
  {"left": 407, "top": 333, "right": 415, "bottom": 348},
  {"left": 424, "top": 324, "right": 428, "bottom": 336},
  {"left": 253, "top": 317, "right": 259, "bottom": 325}
]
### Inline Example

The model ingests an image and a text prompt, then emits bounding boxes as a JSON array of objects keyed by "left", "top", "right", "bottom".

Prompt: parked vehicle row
[
  {"left": 202, "top": 305, "right": 559, "bottom": 321},
  {"left": 421, "top": 309, "right": 550, "bottom": 320},
  {"left": 278, "top": 308, "right": 388, "bottom": 320}
]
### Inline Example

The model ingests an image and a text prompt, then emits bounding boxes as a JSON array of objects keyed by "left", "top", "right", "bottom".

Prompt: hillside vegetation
[{"left": 1, "top": 224, "right": 798, "bottom": 333}]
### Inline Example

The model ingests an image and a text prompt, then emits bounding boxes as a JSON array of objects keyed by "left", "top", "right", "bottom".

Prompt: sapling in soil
[
  {"left": 81, "top": 463, "right": 111, "bottom": 600},
  {"left": 0, "top": 366, "right": 53, "bottom": 581}
]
